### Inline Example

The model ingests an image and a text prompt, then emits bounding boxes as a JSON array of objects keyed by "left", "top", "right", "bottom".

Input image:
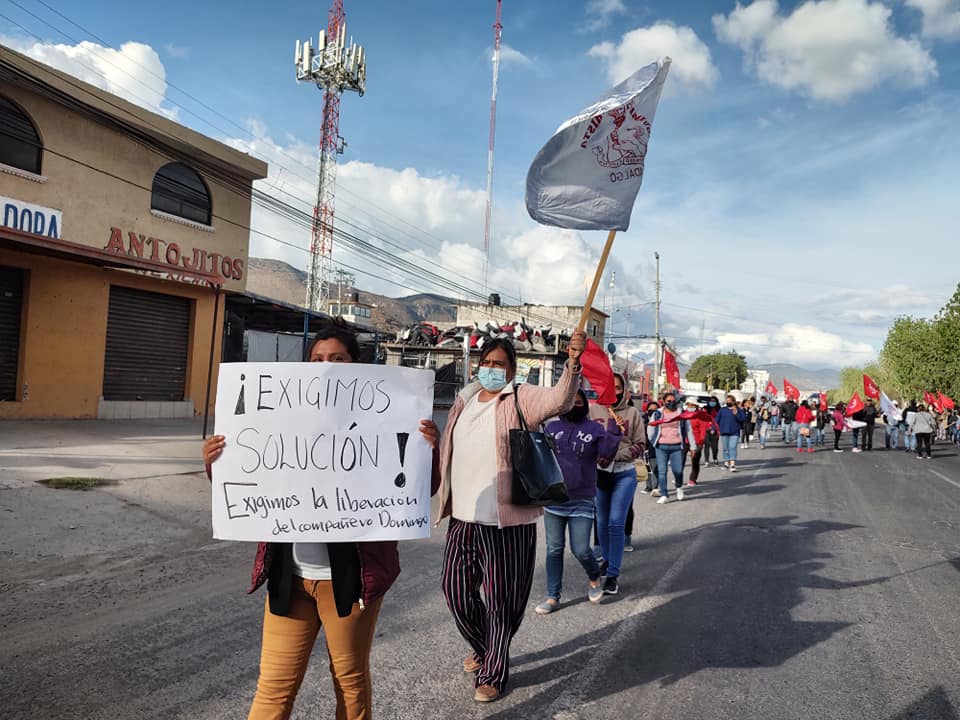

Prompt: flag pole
[{"left": 578, "top": 229, "right": 617, "bottom": 331}]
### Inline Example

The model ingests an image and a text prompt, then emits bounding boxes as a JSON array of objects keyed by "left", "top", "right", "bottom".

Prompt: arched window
[
  {"left": 0, "top": 95, "right": 42, "bottom": 174},
  {"left": 151, "top": 162, "right": 211, "bottom": 225}
]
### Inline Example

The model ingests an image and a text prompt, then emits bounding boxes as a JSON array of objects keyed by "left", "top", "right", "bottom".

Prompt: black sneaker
[{"left": 603, "top": 576, "right": 619, "bottom": 595}]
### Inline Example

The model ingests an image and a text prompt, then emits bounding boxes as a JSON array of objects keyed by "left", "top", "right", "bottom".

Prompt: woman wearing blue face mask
[{"left": 437, "top": 331, "right": 586, "bottom": 703}]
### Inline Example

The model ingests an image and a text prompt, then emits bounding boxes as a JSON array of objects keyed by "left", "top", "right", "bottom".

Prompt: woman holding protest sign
[
  {"left": 203, "top": 324, "right": 440, "bottom": 720},
  {"left": 437, "top": 329, "right": 585, "bottom": 703}
]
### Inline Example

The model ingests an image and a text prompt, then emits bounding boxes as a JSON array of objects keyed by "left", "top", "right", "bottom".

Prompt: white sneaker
[
  {"left": 676, "top": 487, "right": 685, "bottom": 501},
  {"left": 729, "top": 465, "right": 737, "bottom": 473},
  {"left": 833, "top": 449, "right": 844, "bottom": 453},
  {"left": 852, "top": 448, "right": 862, "bottom": 453},
  {"left": 656, "top": 495, "right": 669, "bottom": 504}
]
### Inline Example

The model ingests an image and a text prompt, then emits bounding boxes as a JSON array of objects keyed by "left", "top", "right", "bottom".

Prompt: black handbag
[{"left": 509, "top": 386, "right": 570, "bottom": 506}]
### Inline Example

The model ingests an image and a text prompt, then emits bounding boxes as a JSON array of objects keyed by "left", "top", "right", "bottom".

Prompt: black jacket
[
  {"left": 782, "top": 400, "right": 798, "bottom": 423},
  {"left": 268, "top": 543, "right": 363, "bottom": 618}
]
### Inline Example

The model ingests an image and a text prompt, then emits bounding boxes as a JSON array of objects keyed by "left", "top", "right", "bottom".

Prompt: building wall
[
  {"left": 0, "top": 247, "right": 221, "bottom": 419},
  {"left": 1, "top": 81, "right": 252, "bottom": 291}
]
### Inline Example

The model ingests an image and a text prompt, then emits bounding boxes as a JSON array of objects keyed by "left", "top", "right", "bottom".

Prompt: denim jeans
[
  {"left": 886, "top": 425, "right": 900, "bottom": 449},
  {"left": 655, "top": 443, "right": 684, "bottom": 497},
  {"left": 905, "top": 432, "right": 917, "bottom": 451},
  {"left": 812, "top": 427, "right": 825, "bottom": 445},
  {"left": 782, "top": 421, "right": 795, "bottom": 443},
  {"left": 770, "top": 416, "right": 780, "bottom": 432},
  {"left": 852, "top": 428, "right": 860, "bottom": 448},
  {"left": 758, "top": 422, "right": 770, "bottom": 447},
  {"left": 796, "top": 424, "right": 813, "bottom": 449},
  {"left": 721, "top": 434, "right": 739, "bottom": 462},
  {"left": 595, "top": 468, "right": 637, "bottom": 579},
  {"left": 543, "top": 511, "right": 600, "bottom": 600}
]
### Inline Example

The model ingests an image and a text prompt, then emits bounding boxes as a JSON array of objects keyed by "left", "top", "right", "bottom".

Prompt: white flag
[
  {"left": 525, "top": 58, "right": 671, "bottom": 231},
  {"left": 879, "top": 390, "right": 901, "bottom": 423}
]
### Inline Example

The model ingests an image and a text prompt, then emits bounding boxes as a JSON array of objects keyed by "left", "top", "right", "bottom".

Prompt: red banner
[
  {"left": 862, "top": 374, "right": 880, "bottom": 400},
  {"left": 765, "top": 380, "right": 778, "bottom": 397},
  {"left": 581, "top": 338, "right": 617, "bottom": 406},
  {"left": 783, "top": 378, "right": 799, "bottom": 401},
  {"left": 845, "top": 391, "right": 865, "bottom": 416},
  {"left": 939, "top": 391, "right": 955, "bottom": 410},
  {"left": 819, "top": 391, "right": 828, "bottom": 412},
  {"left": 663, "top": 347, "right": 681, "bottom": 390}
]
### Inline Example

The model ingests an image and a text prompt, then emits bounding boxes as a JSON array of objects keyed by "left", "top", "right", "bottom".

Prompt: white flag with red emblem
[{"left": 525, "top": 58, "right": 671, "bottom": 231}]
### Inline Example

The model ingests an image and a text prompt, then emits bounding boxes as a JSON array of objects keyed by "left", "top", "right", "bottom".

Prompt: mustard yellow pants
[{"left": 247, "top": 578, "right": 383, "bottom": 720}]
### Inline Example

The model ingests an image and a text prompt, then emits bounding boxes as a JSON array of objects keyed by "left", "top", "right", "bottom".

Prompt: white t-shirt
[
  {"left": 292, "top": 543, "right": 332, "bottom": 581},
  {"left": 450, "top": 392, "right": 500, "bottom": 525}
]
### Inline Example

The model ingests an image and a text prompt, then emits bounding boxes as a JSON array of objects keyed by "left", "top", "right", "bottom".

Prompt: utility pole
[
  {"left": 295, "top": 1, "right": 367, "bottom": 311},
  {"left": 654, "top": 251, "right": 661, "bottom": 398},
  {"left": 699, "top": 318, "right": 705, "bottom": 357},
  {"left": 333, "top": 268, "right": 354, "bottom": 316},
  {"left": 482, "top": 0, "right": 503, "bottom": 293}
]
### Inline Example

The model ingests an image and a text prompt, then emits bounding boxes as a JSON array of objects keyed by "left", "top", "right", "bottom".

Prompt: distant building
[
  {"left": 328, "top": 292, "right": 375, "bottom": 325},
  {"left": 454, "top": 302, "right": 608, "bottom": 344}
]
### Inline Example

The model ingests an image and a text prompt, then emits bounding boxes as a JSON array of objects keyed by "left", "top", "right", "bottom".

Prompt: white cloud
[
  {"left": 496, "top": 43, "right": 533, "bottom": 66},
  {"left": 164, "top": 43, "right": 191, "bottom": 59},
  {"left": 905, "top": 0, "right": 960, "bottom": 40},
  {"left": 702, "top": 323, "right": 875, "bottom": 366},
  {"left": 713, "top": 0, "right": 937, "bottom": 101},
  {"left": 1, "top": 37, "right": 178, "bottom": 118},
  {"left": 588, "top": 23, "right": 718, "bottom": 90},
  {"left": 586, "top": 0, "right": 628, "bottom": 31}
]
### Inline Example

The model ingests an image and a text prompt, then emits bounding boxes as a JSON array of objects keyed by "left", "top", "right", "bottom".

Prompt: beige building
[{"left": 0, "top": 45, "right": 267, "bottom": 419}]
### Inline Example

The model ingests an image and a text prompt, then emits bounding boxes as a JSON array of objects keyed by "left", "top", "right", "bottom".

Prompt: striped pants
[{"left": 441, "top": 518, "right": 537, "bottom": 691}]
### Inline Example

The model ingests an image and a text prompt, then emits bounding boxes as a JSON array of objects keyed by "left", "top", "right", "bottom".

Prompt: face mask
[
  {"left": 478, "top": 367, "right": 508, "bottom": 392},
  {"left": 665, "top": 400, "right": 678, "bottom": 410},
  {"left": 709, "top": 401, "right": 718, "bottom": 407},
  {"left": 564, "top": 404, "right": 589, "bottom": 422},
  {"left": 726, "top": 401, "right": 734, "bottom": 407},
  {"left": 615, "top": 393, "right": 624, "bottom": 405}
]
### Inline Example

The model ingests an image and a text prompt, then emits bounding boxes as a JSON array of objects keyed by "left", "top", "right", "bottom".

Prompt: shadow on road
[
  {"left": 886, "top": 686, "right": 958, "bottom": 720},
  {"left": 485, "top": 514, "right": 892, "bottom": 719}
]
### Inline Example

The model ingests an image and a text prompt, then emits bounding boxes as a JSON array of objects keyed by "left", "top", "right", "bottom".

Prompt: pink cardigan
[{"left": 436, "top": 362, "right": 581, "bottom": 528}]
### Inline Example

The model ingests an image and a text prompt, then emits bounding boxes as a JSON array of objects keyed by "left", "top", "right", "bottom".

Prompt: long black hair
[{"left": 305, "top": 325, "right": 360, "bottom": 362}]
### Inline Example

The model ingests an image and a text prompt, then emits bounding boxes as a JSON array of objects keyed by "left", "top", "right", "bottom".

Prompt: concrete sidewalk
[{"left": 0, "top": 418, "right": 209, "bottom": 488}]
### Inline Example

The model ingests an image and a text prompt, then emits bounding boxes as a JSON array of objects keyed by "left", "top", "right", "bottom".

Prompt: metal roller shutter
[
  {"left": 0, "top": 266, "right": 24, "bottom": 401},
  {"left": 103, "top": 285, "right": 191, "bottom": 401}
]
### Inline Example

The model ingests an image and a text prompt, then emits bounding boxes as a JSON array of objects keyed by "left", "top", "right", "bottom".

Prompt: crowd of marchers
[{"left": 200, "top": 329, "right": 960, "bottom": 717}]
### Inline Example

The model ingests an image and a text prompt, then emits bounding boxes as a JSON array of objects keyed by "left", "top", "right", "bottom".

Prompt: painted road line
[{"left": 929, "top": 469, "right": 960, "bottom": 490}]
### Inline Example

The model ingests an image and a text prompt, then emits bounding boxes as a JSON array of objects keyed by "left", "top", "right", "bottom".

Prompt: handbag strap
[{"left": 512, "top": 384, "right": 529, "bottom": 432}]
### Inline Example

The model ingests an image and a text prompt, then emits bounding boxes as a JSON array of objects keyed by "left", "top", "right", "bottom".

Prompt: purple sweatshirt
[{"left": 544, "top": 417, "right": 621, "bottom": 501}]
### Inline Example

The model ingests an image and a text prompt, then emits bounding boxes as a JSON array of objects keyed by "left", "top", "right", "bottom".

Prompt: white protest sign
[{"left": 212, "top": 362, "right": 435, "bottom": 542}]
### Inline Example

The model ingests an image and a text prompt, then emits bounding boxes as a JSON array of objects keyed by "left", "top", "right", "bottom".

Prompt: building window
[
  {"left": 151, "top": 162, "right": 211, "bottom": 225},
  {"left": 0, "top": 96, "right": 42, "bottom": 175}
]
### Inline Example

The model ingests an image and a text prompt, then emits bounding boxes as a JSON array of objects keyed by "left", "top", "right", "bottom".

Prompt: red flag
[
  {"left": 765, "top": 380, "right": 778, "bottom": 397},
  {"left": 939, "top": 391, "right": 955, "bottom": 410},
  {"left": 845, "top": 392, "right": 864, "bottom": 416},
  {"left": 783, "top": 378, "right": 799, "bottom": 401},
  {"left": 924, "top": 390, "right": 937, "bottom": 409},
  {"left": 819, "top": 391, "right": 828, "bottom": 412},
  {"left": 580, "top": 338, "right": 617, "bottom": 406},
  {"left": 663, "top": 347, "right": 681, "bottom": 390},
  {"left": 862, "top": 374, "right": 880, "bottom": 400}
]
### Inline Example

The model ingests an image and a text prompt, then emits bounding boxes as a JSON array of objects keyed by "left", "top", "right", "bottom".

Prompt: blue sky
[{"left": 3, "top": 0, "right": 960, "bottom": 369}]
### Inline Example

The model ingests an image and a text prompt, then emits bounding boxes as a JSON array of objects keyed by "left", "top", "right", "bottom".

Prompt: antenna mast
[
  {"left": 295, "top": 0, "right": 367, "bottom": 311},
  {"left": 482, "top": 0, "right": 503, "bottom": 292}
]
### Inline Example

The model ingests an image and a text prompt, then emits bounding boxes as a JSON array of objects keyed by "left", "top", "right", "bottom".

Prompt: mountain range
[{"left": 245, "top": 259, "right": 843, "bottom": 387}]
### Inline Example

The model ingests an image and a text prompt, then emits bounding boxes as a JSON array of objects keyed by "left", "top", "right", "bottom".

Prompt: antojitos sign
[{"left": 103, "top": 227, "right": 245, "bottom": 282}]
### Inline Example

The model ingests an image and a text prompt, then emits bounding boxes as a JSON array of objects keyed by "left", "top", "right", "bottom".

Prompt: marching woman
[
  {"left": 589, "top": 372, "right": 646, "bottom": 594},
  {"left": 795, "top": 400, "right": 816, "bottom": 453},
  {"left": 202, "top": 325, "right": 440, "bottom": 720},
  {"left": 715, "top": 395, "right": 746, "bottom": 472},
  {"left": 832, "top": 401, "right": 849, "bottom": 452},
  {"left": 437, "top": 330, "right": 586, "bottom": 703},
  {"left": 535, "top": 389, "right": 622, "bottom": 614}
]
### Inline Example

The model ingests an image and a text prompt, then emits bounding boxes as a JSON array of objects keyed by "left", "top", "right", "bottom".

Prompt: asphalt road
[{"left": 2, "top": 434, "right": 960, "bottom": 719}]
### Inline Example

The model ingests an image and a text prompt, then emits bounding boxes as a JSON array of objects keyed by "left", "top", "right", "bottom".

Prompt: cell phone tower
[
  {"left": 482, "top": 0, "right": 503, "bottom": 293},
  {"left": 295, "top": 1, "right": 367, "bottom": 311}
]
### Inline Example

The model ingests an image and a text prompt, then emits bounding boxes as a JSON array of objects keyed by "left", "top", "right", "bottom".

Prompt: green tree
[{"left": 687, "top": 351, "right": 748, "bottom": 390}]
